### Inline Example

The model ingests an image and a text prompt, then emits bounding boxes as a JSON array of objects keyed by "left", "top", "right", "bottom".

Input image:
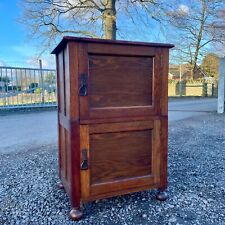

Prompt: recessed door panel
[
  {"left": 90, "top": 129, "right": 152, "bottom": 184},
  {"left": 89, "top": 55, "right": 153, "bottom": 108}
]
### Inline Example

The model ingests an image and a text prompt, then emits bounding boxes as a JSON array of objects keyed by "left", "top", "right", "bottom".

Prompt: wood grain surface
[
  {"left": 90, "top": 129, "right": 152, "bottom": 184},
  {"left": 53, "top": 37, "right": 172, "bottom": 211},
  {"left": 89, "top": 55, "right": 153, "bottom": 108}
]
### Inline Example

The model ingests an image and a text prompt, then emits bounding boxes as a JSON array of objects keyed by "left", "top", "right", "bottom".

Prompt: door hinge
[
  {"left": 79, "top": 74, "right": 88, "bottom": 96},
  {"left": 160, "top": 55, "right": 163, "bottom": 67}
]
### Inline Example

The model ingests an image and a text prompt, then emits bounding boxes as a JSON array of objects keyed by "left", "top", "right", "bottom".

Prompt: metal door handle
[
  {"left": 81, "top": 149, "right": 88, "bottom": 170},
  {"left": 79, "top": 74, "right": 88, "bottom": 96}
]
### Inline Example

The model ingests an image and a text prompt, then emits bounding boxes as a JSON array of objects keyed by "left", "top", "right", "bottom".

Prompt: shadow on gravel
[{"left": 0, "top": 113, "right": 225, "bottom": 225}]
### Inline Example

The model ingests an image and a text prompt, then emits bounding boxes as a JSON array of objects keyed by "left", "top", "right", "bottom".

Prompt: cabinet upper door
[{"left": 78, "top": 43, "right": 163, "bottom": 121}]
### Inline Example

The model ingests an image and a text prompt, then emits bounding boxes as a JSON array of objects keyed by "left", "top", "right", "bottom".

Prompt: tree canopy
[
  {"left": 163, "top": 0, "right": 225, "bottom": 78},
  {"left": 201, "top": 53, "right": 219, "bottom": 79},
  {"left": 20, "top": 0, "right": 159, "bottom": 47},
  {"left": 20, "top": 0, "right": 225, "bottom": 76}
]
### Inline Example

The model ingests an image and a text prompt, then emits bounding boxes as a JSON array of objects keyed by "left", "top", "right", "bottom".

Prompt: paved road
[
  {"left": 168, "top": 98, "right": 217, "bottom": 121},
  {"left": 0, "top": 111, "right": 57, "bottom": 154},
  {"left": 0, "top": 98, "right": 218, "bottom": 153}
]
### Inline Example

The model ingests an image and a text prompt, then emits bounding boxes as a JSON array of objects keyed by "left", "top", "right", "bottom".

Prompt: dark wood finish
[
  {"left": 79, "top": 115, "right": 166, "bottom": 124},
  {"left": 56, "top": 42, "right": 81, "bottom": 213},
  {"left": 52, "top": 36, "right": 173, "bottom": 220},
  {"left": 90, "top": 130, "right": 152, "bottom": 184},
  {"left": 79, "top": 43, "right": 161, "bottom": 121},
  {"left": 89, "top": 120, "right": 154, "bottom": 133},
  {"left": 87, "top": 43, "right": 157, "bottom": 56},
  {"left": 89, "top": 55, "right": 153, "bottom": 108},
  {"left": 159, "top": 48, "right": 169, "bottom": 190},
  {"left": 52, "top": 36, "right": 174, "bottom": 55}
]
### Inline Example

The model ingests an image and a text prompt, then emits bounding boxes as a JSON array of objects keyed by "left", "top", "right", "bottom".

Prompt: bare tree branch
[
  {"left": 19, "top": 0, "right": 159, "bottom": 53},
  {"left": 164, "top": 0, "right": 225, "bottom": 78}
]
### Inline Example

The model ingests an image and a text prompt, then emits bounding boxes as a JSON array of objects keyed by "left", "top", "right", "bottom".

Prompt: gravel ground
[{"left": 0, "top": 113, "right": 225, "bottom": 225}]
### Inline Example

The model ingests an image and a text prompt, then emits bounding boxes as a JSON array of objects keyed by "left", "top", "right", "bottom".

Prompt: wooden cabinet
[{"left": 52, "top": 36, "right": 174, "bottom": 220}]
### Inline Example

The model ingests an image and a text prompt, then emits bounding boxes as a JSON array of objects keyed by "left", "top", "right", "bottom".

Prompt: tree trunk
[
  {"left": 192, "top": 0, "right": 206, "bottom": 79},
  {"left": 102, "top": 0, "right": 117, "bottom": 40}
]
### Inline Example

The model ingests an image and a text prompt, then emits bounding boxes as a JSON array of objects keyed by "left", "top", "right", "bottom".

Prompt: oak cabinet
[{"left": 52, "top": 36, "right": 174, "bottom": 220}]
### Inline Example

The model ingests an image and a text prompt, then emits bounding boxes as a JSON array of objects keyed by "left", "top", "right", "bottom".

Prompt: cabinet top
[{"left": 52, "top": 36, "right": 174, "bottom": 54}]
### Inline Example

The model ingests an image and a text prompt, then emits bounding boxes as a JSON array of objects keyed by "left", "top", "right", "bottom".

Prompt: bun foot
[
  {"left": 69, "top": 208, "right": 83, "bottom": 221},
  {"left": 156, "top": 191, "right": 168, "bottom": 201},
  {"left": 57, "top": 182, "right": 64, "bottom": 189}
]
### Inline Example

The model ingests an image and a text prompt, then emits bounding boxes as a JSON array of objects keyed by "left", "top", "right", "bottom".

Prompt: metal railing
[
  {"left": 0, "top": 64, "right": 218, "bottom": 109},
  {"left": 0, "top": 66, "right": 57, "bottom": 109}
]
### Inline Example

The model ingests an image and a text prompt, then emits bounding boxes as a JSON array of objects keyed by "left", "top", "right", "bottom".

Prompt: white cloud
[{"left": 178, "top": 4, "right": 189, "bottom": 15}]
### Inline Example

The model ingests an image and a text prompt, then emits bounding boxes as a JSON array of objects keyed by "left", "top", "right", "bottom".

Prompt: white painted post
[
  {"left": 179, "top": 64, "right": 182, "bottom": 96},
  {"left": 39, "top": 59, "right": 45, "bottom": 104},
  {"left": 217, "top": 57, "right": 225, "bottom": 113}
]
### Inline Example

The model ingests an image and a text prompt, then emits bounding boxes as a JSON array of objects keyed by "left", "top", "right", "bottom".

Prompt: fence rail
[
  {"left": 168, "top": 81, "right": 217, "bottom": 97},
  {"left": 0, "top": 66, "right": 57, "bottom": 109},
  {"left": 0, "top": 65, "right": 218, "bottom": 109}
]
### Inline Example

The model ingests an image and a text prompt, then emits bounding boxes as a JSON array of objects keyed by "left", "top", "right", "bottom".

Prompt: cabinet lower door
[{"left": 80, "top": 120, "right": 161, "bottom": 201}]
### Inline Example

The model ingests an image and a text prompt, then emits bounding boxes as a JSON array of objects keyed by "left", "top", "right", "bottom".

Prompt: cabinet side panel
[
  {"left": 70, "top": 122, "right": 81, "bottom": 208},
  {"left": 65, "top": 42, "right": 81, "bottom": 208},
  {"left": 153, "top": 49, "right": 162, "bottom": 116},
  {"left": 159, "top": 117, "right": 168, "bottom": 189},
  {"left": 57, "top": 51, "right": 66, "bottom": 179},
  {"left": 58, "top": 51, "right": 66, "bottom": 116},
  {"left": 159, "top": 48, "right": 169, "bottom": 189},
  {"left": 160, "top": 49, "right": 169, "bottom": 116},
  {"left": 64, "top": 46, "right": 70, "bottom": 117},
  {"left": 64, "top": 45, "right": 72, "bottom": 190},
  {"left": 57, "top": 47, "right": 74, "bottom": 196},
  {"left": 60, "top": 126, "right": 66, "bottom": 179},
  {"left": 56, "top": 54, "right": 62, "bottom": 179},
  {"left": 65, "top": 42, "right": 79, "bottom": 119}
]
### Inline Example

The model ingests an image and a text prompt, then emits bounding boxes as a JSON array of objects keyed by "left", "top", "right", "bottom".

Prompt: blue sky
[
  {"left": 0, "top": 0, "right": 180, "bottom": 68},
  {"left": 0, "top": 0, "right": 172, "bottom": 69},
  {"left": 0, "top": 0, "right": 174, "bottom": 68},
  {"left": 0, "top": 0, "right": 55, "bottom": 68}
]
